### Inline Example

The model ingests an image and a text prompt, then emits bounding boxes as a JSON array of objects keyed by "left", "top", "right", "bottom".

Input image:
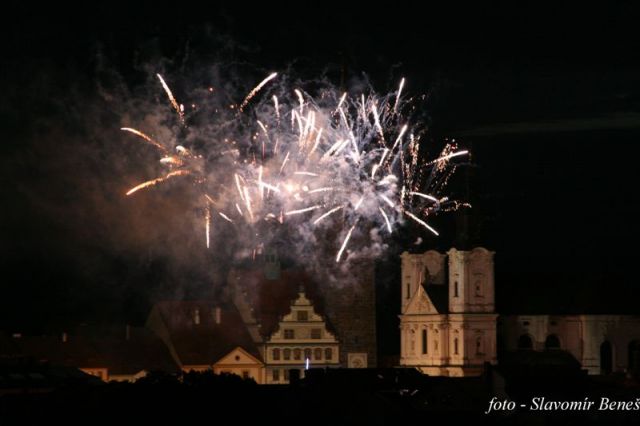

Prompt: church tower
[{"left": 399, "top": 247, "right": 497, "bottom": 376}]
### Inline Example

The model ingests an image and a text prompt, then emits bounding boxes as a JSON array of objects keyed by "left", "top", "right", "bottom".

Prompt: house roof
[
  {"left": 229, "top": 268, "right": 334, "bottom": 338},
  {"left": 0, "top": 328, "right": 178, "bottom": 376},
  {"left": 153, "top": 301, "right": 262, "bottom": 366}
]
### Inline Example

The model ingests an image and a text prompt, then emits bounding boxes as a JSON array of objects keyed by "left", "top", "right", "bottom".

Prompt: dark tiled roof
[
  {"left": 229, "top": 268, "right": 333, "bottom": 338},
  {"left": 154, "top": 301, "right": 262, "bottom": 366},
  {"left": 0, "top": 329, "right": 178, "bottom": 376}
]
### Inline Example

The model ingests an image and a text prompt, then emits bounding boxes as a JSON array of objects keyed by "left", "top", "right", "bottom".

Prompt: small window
[
  {"left": 304, "top": 348, "right": 312, "bottom": 360},
  {"left": 324, "top": 348, "right": 332, "bottom": 361},
  {"left": 311, "top": 329, "right": 321, "bottom": 339},
  {"left": 421, "top": 329, "right": 427, "bottom": 354},
  {"left": 476, "top": 336, "right": 483, "bottom": 354},
  {"left": 297, "top": 311, "right": 308, "bottom": 321},
  {"left": 272, "top": 348, "right": 280, "bottom": 360},
  {"left": 475, "top": 281, "right": 483, "bottom": 296},
  {"left": 454, "top": 281, "right": 459, "bottom": 298},
  {"left": 242, "top": 371, "right": 250, "bottom": 379},
  {"left": 284, "top": 349, "right": 291, "bottom": 360},
  {"left": 454, "top": 338, "right": 459, "bottom": 355},
  {"left": 406, "top": 282, "right": 410, "bottom": 299},
  {"left": 294, "top": 348, "right": 301, "bottom": 360},
  {"left": 272, "top": 369, "right": 280, "bottom": 381},
  {"left": 314, "top": 348, "right": 322, "bottom": 360},
  {"left": 284, "top": 369, "right": 290, "bottom": 380},
  {"left": 284, "top": 329, "right": 295, "bottom": 339}
]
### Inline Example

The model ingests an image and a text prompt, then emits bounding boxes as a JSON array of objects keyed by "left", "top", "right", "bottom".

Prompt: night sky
[{"left": 2, "top": 3, "right": 640, "bottom": 357}]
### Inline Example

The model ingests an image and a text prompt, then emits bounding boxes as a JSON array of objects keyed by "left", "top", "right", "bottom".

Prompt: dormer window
[{"left": 297, "top": 310, "right": 308, "bottom": 321}]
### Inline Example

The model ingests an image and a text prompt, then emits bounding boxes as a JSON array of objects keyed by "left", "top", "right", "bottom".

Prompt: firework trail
[{"left": 121, "top": 72, "right": 469, "bottom": 260}]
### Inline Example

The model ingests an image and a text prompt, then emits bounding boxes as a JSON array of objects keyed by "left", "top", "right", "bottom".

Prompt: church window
[
  {"left": 325, "top": 348, "right": 333, "bottom": 360},
  {"left": 475, "top": 281, "right": 482, "bottom": 296},
  {"left": 242, "top": 371, "right": 250, "bottom": 379},
  {"left": 294, "top": 348, "right": 301, "bottom": 360},
  {"left": 476, "top": 336, "right": 483, "bottom": 354},
  {"left": 311, "top": 328, "right": 322, "bottom": 339},
  {"left": 454, "top": 338, "right": 459, "bottom": 355},
  {"left": 434, "top": 340, "right": 438, "bottom": 352},
  {"left": 454, "top": 281, "right": 459, "bottom": 297},
  {"left": 284, "top": 349, "right": 291, "bottom": 360},
  {"left": 410, "top": 329, "right": 415, "bottom": 352},
  {"left": 284, "top": 329, "right": 295, "bottom": 339},
  {"left": 314, "top": 348, "right": 322, "bottom": 360},
  {"left": 421, "top": 329, "right": 428, "bottom": 354},
  {"left": 545, "top": 334, "right": 561, "bottom": 350},
  {"left": 272, "top": 348, "right": 280, "bottom": 360},
  {"left": 297, "top": 310, "right": 308, "bottom": 321},
  {"left": 304, "top": 348, "right": 312, "bottom": 360},
  {"left": 406, "top": 282, "right": 411, "bottom": 299}
]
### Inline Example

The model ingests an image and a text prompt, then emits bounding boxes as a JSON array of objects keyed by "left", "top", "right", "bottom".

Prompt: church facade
[
  {"left": 399, "top": 247, "right": 640, "bottom": 377},
  {"left": 399, "top": 247, "right": 498, "bottom": 376}
]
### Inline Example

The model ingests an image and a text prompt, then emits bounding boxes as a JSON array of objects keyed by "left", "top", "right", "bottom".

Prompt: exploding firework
[{"left": 121, "top": 72, "right": 470, "bottom": 263}]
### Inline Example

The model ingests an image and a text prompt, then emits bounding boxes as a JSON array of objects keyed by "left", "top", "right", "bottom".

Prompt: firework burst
[{"left": 121, "top": 72, "right": 469, "bottom": 262}]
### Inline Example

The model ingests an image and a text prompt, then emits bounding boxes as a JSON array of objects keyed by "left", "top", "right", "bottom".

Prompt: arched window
[
  {"left": 476, "top": 336, "right": 483, "bottom": 354},
  {"left": 454, "top": 281, "right": 459, "bottom": 298},
  {"left": 304, "top": 348, "right": 312, "bottom": 360},
  {"left": 475, "top": 280, "right": 483, "bottom": 296},
  {"left": 294, "top": 348, "right": 301, "bottom": 360},
  {"left": 325, "top": 348, "right": 332, "bottom": 361},
  {"left": 272, "top": 348, "right": 280, "bottom": 360},
  {"left": 410, "top": 329, "right": 415, "bottom": 353},
  {"left": 314, "top": 348, "right": 322, "bottom": 360},
  {"left": 454, "top": 338, "right": 459, "bottom": 355},
  {"left": 545, "top": 334, "right": 561, "bottom": 350},
  {"left": 421, "top": 329, "right": 428, "bottom": 354},
  {"left": 517, "top": 334, "right": 533, "bottom": 350},
  {"left": 283, "top": 349, "right": 291, "bottom": 360},
  {"left": 600, "top": 341, "right": 613, "bottom": 375},
  {"left": 406, "top": 282, "right": 411, "bottom": 299}
]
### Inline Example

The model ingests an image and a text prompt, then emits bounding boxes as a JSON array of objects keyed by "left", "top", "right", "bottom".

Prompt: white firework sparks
[{"left": 121, "top": 71, "right": 469, "bottom": 260}]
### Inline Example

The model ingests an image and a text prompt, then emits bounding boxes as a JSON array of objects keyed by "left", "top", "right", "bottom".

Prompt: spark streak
[
  {"left": 404, "top": 211, "right": 439, "bottom": 236},
  {"left": 336, "top": 223, "right": 356, "bottom": 262},
  {"left": 379, "top": 207, "right": 392, "bottom": 233},
  {"left": 121, "top": 128, "right": 168, "bottom": 153},
  {"left": 285, "top": 205, "right": 321, "bottom": 216},
  {"left": 156, "top": 74, "right": 184, "bottom": 122},
  {"left": 313, "top": 205, "right": 344, "bottom": 225},
  {"left": 126, "top": 170, "right": 190, "bottom": 196},
  {"left": 239, "top": 72, "right": 278, "bottom": 112}
]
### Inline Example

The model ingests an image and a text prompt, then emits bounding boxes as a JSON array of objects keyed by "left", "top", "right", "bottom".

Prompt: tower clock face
[{"left": 353, "top": 359, "right": 363, "bottom": 368}]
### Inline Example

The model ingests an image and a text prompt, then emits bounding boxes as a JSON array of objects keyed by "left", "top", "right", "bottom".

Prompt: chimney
[
  {"left": 194, "top": 308, "right": 201, "bottom": 325},
  {"left": 125, "top": 324, "right": 131, "bottom": 341},
  {"left": 61, "top": 332, "right": 68, "bottom": 343},
  {"left": 215, "top": 307, "right": 221, "bottom": 325}
]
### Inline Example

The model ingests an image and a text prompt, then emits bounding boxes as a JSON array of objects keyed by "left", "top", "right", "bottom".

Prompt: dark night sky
[{"left": 2, "top": 2, "right": 640, "bottom": 354}]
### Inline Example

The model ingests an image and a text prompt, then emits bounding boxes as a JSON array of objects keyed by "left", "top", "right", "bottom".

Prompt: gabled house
[{"left": 146, "top": 301, "right": 265, "bottom": 383}]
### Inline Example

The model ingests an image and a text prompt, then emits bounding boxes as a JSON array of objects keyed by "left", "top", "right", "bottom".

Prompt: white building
[
  {"left": 399, "top": 247, "right": 498, "bottom": 376},
  {"left": 264, "top": 291, "right": 340, "bottom": 383},
  {"left": 499, "top": 315, "right": 640, "bottom": 375}
]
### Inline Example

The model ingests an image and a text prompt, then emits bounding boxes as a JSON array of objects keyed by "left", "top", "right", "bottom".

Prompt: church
[{"left": 399, "top": 247, "right": 640, "bottom": 377}]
